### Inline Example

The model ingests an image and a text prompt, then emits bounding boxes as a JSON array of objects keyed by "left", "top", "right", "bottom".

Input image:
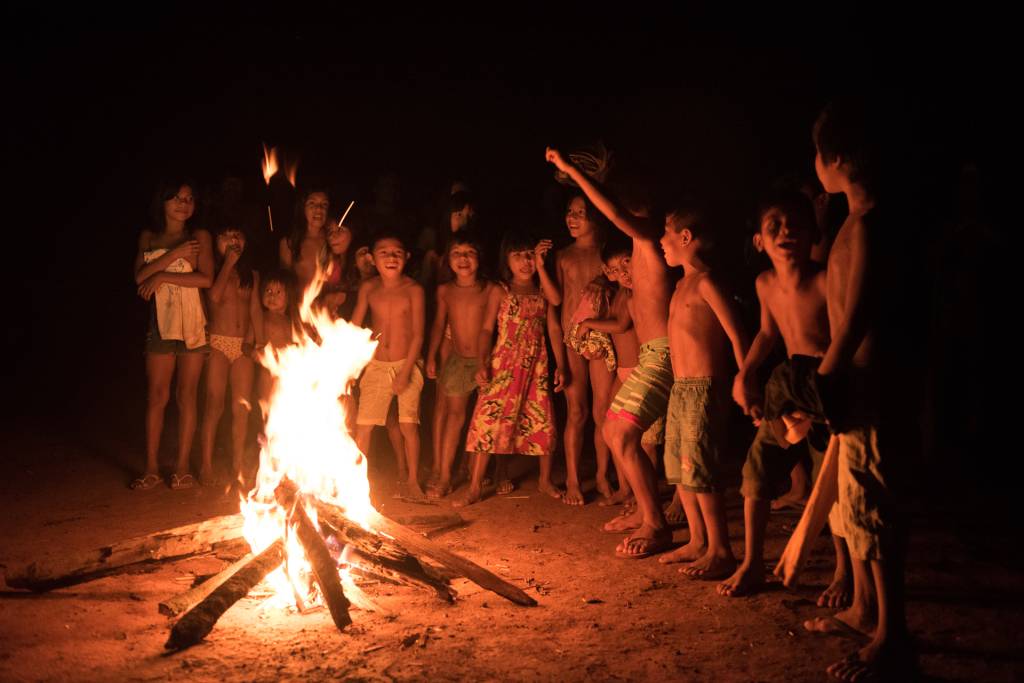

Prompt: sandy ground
[{"left": 1, "top": 421, "right": 1022, "bottom": 683}]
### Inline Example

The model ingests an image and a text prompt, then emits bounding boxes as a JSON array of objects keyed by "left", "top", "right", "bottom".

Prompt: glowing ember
[{"left": 241, "top": 266, "right": 377, "bottom": 607}]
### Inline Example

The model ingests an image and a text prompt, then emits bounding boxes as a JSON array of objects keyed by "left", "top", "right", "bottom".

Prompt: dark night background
[{"left": 3, "top": 11, "right": 1012, "bottom": 513}]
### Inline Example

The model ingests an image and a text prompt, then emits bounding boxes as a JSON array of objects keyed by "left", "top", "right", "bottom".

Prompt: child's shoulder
[{"left": 755, "top": 268, "right": 778, "bottom": 293}]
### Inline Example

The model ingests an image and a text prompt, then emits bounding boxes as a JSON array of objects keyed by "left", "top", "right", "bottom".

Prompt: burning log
[
  {"left": 5, "top": 514, "right": 245, "bottom": 592},
  {"left": 365, "top": 509, "right": 537, "bottom": 607},
  {"left": 275, "top": 479, "right": 351, "bottom": 631},
  {"left": 165, "top": 539, "right": 284, "bottom": 651},
  {"left": 775, "top": 435, "right": 840, "bottom": 586},
  {"left": 159, "top": 553, "right": 255, "bottom": 618},
  {"left": 346, "top": 547, "right": 456, "bottom": 602}
]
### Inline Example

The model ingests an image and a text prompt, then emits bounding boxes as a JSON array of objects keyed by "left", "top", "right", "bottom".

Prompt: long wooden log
[
  {"left": 347, "top": 547, "right": 455, "bottom": 602},
  {"left": 275, "top": 479, "right": 351, "bottom": 631},
  {"left": 774, "top": 435, "right": 840, "bottom": 586},
  {"left": 159, "top": 553, "right": 255, "bottom": 617},
  {"left": 165, "top": 539, "right": 284, "bottom": 651},
  {"left": 365, "top": 509, "right": 537, "bottom": 607},
  {"left": 5, "top": 514, "right": 246, "bottom": 591}
]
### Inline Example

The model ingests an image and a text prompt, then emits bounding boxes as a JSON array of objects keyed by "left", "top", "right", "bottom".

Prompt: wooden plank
[{"left": 159, "top": 554, "right": 254, "bottom": 617}]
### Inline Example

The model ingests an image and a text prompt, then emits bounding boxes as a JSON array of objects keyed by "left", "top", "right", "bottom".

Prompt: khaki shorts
[
  {"left": 837, "top": 425, "right": 897, "bottom": 560},
  {"left": 356, "top": 359, "right": 424, "bottom": 425},
  {"left": 439, "top": 353, "right": 480, "bottom": 397},
  {"left": 664, "top": 377, "right": 730, "bottom": 492}
]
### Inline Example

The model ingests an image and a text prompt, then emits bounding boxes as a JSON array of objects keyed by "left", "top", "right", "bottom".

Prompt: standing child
[
  {"left": 657, "top": 205, "right": 750, "bottom": 576},
  {"left": 281, "top": 188, "right": 330, "bottom": 293},
  {"left": 424, "top": 232, "right": 494, "bottom": 498},
  {"left": 200, "top": 225, "right": 262, "bottom": 486},
  {"left": 351, "top": 232, "right": 426, "bottom": 499},
  {"left": 132, "top": 179, "right": 214, "bottom": 491},
  {"left": 454, "top": 233, "right": 566, "bottom": 507},
  {"left": 720, "top": 190, "right": 851, "bottom": 602},
  {"left": 556, "top": 194, "right": 615, "bottom": 506},
  {"left": 255, "top": 269, "right": 298, "bottom": 414}
]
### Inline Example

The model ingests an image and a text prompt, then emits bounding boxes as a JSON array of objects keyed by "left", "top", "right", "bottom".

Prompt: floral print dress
[{"left": 464, "top": 285, "right": 555, "bottom": 456}]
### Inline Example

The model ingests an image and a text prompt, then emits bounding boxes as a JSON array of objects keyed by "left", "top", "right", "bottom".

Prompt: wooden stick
[
  {"left": 159, "top": 553, "right": 254, "bottom": 617},
  {"left": 346, "top": 547, "right": 455, "bottom": 602},
  {"left": 275, "top": 479, "right": 351, "bottom": 632},
  {"left": 5, "top": 514, "right": 246, "bottom": 592},
  {"left": 365, "top": 509, "right": 536, "bottom": 607},
  {"left": 774, "top": 435, "right": 840, "bottom": 586},
  {"left": 338, "top": 200, "right": 355, "bottom": 226},
  {"left": 165, "top": 539, "right": 284, "bottom": 651}
]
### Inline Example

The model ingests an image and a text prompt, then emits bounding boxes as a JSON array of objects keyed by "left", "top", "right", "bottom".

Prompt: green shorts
[
  {"left": 664, "top": 377, "right": 730, "bottom": 493},
  {"left": 606, "top": 337, "right": 672, "bottom": 432},
  {"left": 439, "top": 353, "right": 481, "bottom": 397}
]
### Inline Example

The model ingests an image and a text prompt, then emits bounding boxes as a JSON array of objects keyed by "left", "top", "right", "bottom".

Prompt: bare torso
[
  {"left": 208, "top": 272, "right": 254, "bottom": 340},
  {"left": 442, "top": 281, "right": 493, "bottom": 358},
  {"left": 668, "top": 271, "right": 733, "bottom": 378},
  {"left": 263, "top": 312, "right": 293, "bottom": 349},
  {"left": 827, "top": 214, "right": 875, "bottom": 368},
  {"left": 281, "top": 233, "right": 325, "bottom": 294},
  {"left": 759, "top": 267, "right": 830, "bottom": 358},
  {"left": 367, "top": 276, "right": 423, "bottom": 362},
  {"left": 630, "top": 239, "right": 671, "bottom": 343},
  {"left": 613, "top": 289, "right": 640, "bottom": 368},
  {"left": 557, "top": 242, "right": 604, "bottom": 331}
]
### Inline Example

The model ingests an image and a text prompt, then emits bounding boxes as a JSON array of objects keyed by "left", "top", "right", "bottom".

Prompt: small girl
[
  {"left": 199, "top": 224, "right": 261, "bottom": 486},
  {"left": 454, "top": 232, "right": 567, "bottom": 507},
  {"left": 317, "top": 219, "right": 357, "bottom": 320},
  {"left": 255, "top": 269, "right": 299, "bottom": 414}
]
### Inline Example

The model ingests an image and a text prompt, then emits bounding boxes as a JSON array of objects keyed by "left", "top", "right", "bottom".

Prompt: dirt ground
[{"left": 1, "top": 420, "right": 1022, "bottom": 683}]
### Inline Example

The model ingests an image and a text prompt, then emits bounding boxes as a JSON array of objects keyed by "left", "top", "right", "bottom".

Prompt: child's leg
[
  {"left": 562, "top": 349, "right": 590, "bottom": 504},
  {"left": 144, "top": 353, "right": 176, "bottom": 476},
  {"left": 659, "top": 487, "right": 706, "bottom": 563},
  {"left": 438, "top": 393, "right": 471, "bottom": 490},
  {"left": 537, "top": 454, "right": 561, "bottom": 498},
  {"left": 430, "top": 383, "right": 447, "bottom": 481},
  {"left": 200, "top": 350, "right": 230, "bottom": 480},
  {"left": 819, "top": 534, "right": 853, "bottom": 608},
  {"left": 229, "top": 355, "right": 255, "bottom": 479},
  {"left": 680, "top": 492, "right": 737, "bottom": 578},
  {"left": 588, "top": 358, "right": 615, "bottom": 503},
  {"left": 717, "top": 497, "right": 770, "bottom": 596},
  {"left": 603, "top": 419, "right": 671, "bottom": 553},
  {"left": 173, "top": 353, "right": 205, "bottom": 478},
  {"left": 398, "top": 421, "right": 422, "bottom": 496},
  {"left": 385, "top": 404, "right": 406, "bottom": 481},
  {"left": 355, "top": 425, "right": 374, "bottom": 460},
  {"left": 452, "top": 452, "right": 491, "bottom": 507}
]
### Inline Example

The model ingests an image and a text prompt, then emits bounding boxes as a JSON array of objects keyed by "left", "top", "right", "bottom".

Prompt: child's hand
[
  {"left": 545, "top": 147, "right": 571, "bottom": 172},
  {"left": 137, "top": 273, "right": 164, "bottom": 300},
  {"left": 172, "top": 239, "right": 201, "bottom": 262},
  {"left": 583, "top": 280, "right": 607, "bottom": 310},
  {"left": 732, "top": 372, "right": 763, "bottom": 422},
  {"left": 578, "top": 317, "right": 592, "bottom": 332},
  {"left": 426, "top": 358, "right": 437, "bottom": 379},
  {"left": 552, "top": 367, "right": 565, "bottom": 393},
  {"left": 224, "top": 244, "right": 241, "bottom": 267},
  {"left": 392, "top": 373, "right": 410, "bottom": 395},
  {"left": 474, "top": 366, "right": 490, "bottom": 388},
  {"left": 534, "top": 239, "right": 553, "bottom": 269}
]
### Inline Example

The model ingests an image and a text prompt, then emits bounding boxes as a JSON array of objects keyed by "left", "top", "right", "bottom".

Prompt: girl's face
[
  {"left": 565, "top": 197, "right": 591, "bottom": 238},
  {"left": 448, "top": 244, "right": 479, "bottom": 280},
  {"left": 216, "top": 229, "right": 246, "bottom": 257},
  {"left": 304, "top": 192, "right": 329, "bottom": 232},
  {"left": 262, "top": 281, "right": 287, "bottom": 313},
  {"left": 326, "top": 224, "right": 352, "bottom": 255},
  {"left": 164, "top": 185, "right": 195, "bottom": 224},
  {"left": 507, "top": 248, "right": 536, "bottom": 281},
  {"left": 355, "top": 246, "right": 376, "bottom": 278}
]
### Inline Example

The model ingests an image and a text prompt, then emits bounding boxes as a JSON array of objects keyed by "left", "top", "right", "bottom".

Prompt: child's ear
[
  {"left": 752, "top": 234, "right": 764, "bottom": 252},
  {"left": 679, "top": 228, "right": 692, "bottom": 246}
]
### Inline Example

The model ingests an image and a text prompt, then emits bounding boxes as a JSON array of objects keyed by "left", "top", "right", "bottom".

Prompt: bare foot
[
  {"left": 595, "top": 478, "right": 614, "bottom": 501},
  {"left": 717, "top": 562, "right": 765, "bottom": 597},
  {"left": 804, "top": 606, "right": 875, "bottom": 639},
  {"left": 451, "top": 488, "right": 482, "bottom": 508},
  {"left": 827, "top": 635, "right": 916, "bottom": 682},
  {"left": 771, "top": 490, "right": 808, "bottom": 511},
  {"left": 603, "top": 508, "right": 642, "bottom": 533},
  {"left": 658, "top": 539, "right": 706, "bottom": 564},
  {"left": 562, "top": 482, "right": 585, "bottom": 506},
  {"left": 818, "top": 569, "right": 853, "bottom": 608},
  {"left": 496, "top": 479, "right": 515, "bottom": 495},
  {"left": 663, "top": 495, "right": 686, "bottom": 524},
  {"left": 537, "top": 481, "right": 564, "bottom": 499},
  {"left": 598, "top": 487, "right": 631, "bottom": 507},
  {"left": 615, "top": 524, "right": 672, "bottom": 559},
  {"left": 199, "top": 464, "right": 216, "bottom": 487},
  {"left": 680, "top": 550, "right": 737, "bottom": 579},
  {"left": 426, "top": 480, "right": 452, "bottom": 500}
]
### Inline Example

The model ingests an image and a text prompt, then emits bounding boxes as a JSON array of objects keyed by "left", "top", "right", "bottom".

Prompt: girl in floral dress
[{"left": 454, "top": 233, "right": 567, "bottom": 507}]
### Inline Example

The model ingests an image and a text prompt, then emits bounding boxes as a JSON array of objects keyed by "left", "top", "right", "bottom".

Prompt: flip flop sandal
[
  {"left": 496, "top": 480, "right": 515, "bottom": 495},
  {"left": 130, "top": 473, "right": 162, "bottom": 490},
  {"left": 169, "top": 473, "right": 196, "bottom": 490}
]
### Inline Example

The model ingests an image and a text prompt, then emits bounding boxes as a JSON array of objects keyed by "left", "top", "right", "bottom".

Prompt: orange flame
[
  {"left": 261, "top": 143, "right": 279, "bottom": 185},
  {"left": 285, "top": 159, "right": 298, "bottom": 188}
]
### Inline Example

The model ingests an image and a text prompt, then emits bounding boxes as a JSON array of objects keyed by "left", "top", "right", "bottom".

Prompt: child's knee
[
  {"left": 148, "top": 385, "right": 171, "bottom": 408},
  {"left": 602, "top": 419, "right": 627, "bottom": 450}
]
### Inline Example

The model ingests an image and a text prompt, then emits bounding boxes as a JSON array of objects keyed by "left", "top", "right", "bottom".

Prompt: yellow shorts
[{"left": 356, "top": 359, "right": 424, "bottom": 426}]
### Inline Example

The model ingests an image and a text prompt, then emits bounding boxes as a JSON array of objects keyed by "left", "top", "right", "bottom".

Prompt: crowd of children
[{"left": 132, "top": 97, "right": 911, "bottom": 680}]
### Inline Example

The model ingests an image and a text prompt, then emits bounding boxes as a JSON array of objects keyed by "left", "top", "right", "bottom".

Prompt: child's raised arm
[
  {"left": 425, "top": 286, "right": 449, "bottom": 380},
  {"left": 474, "top": 285, "right": 503, "bottom": 387},
  {"left": 546, "top": 301, "right": 567, "bottom": 393},
  {"left": 699, "top": 274, "right": 751, "bottom": 370},
  {"left": 819, "top": 217, "right": 871, "bottom": 377},
  {"left": 545, "top": 147, "right": 657, "bottom": 242},
  {"left": 733, "top": 274, "right": 780, "bottom": 418},
  {"left": 534, "top": 239, "right": 562, "bottom": 306},
  {"left": 208, "top": 243, "right": 241, "bottom": 304}
]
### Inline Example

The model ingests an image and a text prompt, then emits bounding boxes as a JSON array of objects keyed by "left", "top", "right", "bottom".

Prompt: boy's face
[
  {"left": 216, "top": 229, "right": 245, "bottom": 257},
  {"left": 304, "top": 192, "right": 329, "bottom": 231},
  {"left": 448, "top": 244, "right": 479, "bottom": 279},
  {"left": 508, "top": 249, "right": 537, "bottom": 279},
  {"left": 371, "top": 238, "right": 408, "bottom": 277},
  {"left": 565, "top": 197, "right": 593, "bottom": 238},
  {"left": 659, "top": 215, "right": 691, "bottom": 267},
  {"left": 262, "top": 281, "right": 286, "bottom": 313},
  {"left": 603, "top": 254, "right": 633, "bottom": 289},
  {"left": 355, "top": 246, "right": 376, "bottom": 277},
  {"left": 327, "top": 224, "right": 352, "bottom": 255},
  {"left": 755, "top": 207, "right": 813, "bottom": 266}
]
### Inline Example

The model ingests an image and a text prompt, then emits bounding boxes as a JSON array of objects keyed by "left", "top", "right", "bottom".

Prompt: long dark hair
[
  {"left": 149, "top": 177, "right": 197, "bottom": 233},
  {"left": 439, "top": 229, "right": 488, "bottom": 285},
  {"left": 212, "top": 224, "right": 256, "bottom": 289},
  {"left": 498, "top": 230, "right": 536, "bottom": 283},
  {"left": 286, "top": 187, "right": 331, "bottom": 263}
]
